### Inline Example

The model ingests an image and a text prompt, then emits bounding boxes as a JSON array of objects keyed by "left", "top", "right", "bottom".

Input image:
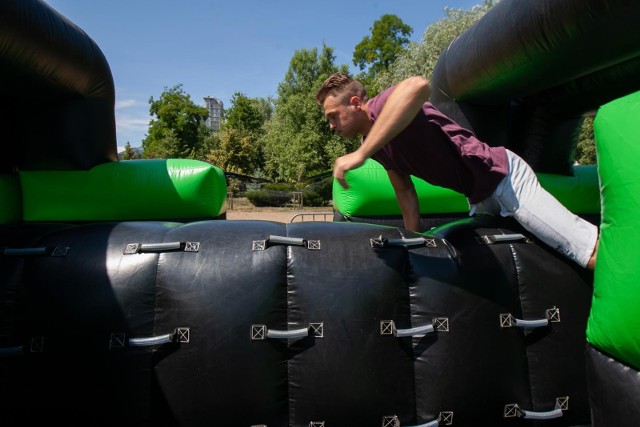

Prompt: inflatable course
[{"left": 2, "top": 0, "right": 640, "bottom": 426}]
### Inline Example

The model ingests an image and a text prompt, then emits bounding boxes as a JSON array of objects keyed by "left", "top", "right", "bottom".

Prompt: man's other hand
[{"left": 333, "top": 152, "right": 366, "bottom": 189}]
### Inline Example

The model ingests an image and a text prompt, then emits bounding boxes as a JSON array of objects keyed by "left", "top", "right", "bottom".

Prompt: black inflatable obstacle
[
  {"left": 585, "top": 345, "right": 640, "bottom": 426},
  {"left": 1, "top": 220, "right": 593, "bottom": 426}
]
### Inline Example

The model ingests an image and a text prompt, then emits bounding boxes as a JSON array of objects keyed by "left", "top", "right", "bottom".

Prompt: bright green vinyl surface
[
  {"left": 587, "top": 90, "right": 640, "bottom": 369},
  {"left": 333, "top": 158, "right": 600, "bottom": 217},
  {"left": 20, "top": 159, "right": 227, "bottom": 222}
]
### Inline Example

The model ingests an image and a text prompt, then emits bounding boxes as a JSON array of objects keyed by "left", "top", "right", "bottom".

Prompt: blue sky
[{"left": 44, "top": 0, "right": 482, "bottom": 151}]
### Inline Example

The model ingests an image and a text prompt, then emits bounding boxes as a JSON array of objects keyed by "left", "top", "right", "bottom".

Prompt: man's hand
[{"left": 333, "top": 151, "right": 367, "bottom": 189}]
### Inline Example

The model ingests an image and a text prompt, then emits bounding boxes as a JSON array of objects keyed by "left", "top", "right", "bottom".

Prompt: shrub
[
  {"left": 227, "top": 177, "right": 246, "bottom": 196},
  {"left": 263, "top": 182, "right": 303, "bottom": 192},
  {"left": 245, "top": 190, "right": 292, "bottom": 207},
  {"left": 301, "top": 189, "right": 322, "bottom": 207},
  {"left": 303, "top": 177, "right": 333, "bottom": 206}
]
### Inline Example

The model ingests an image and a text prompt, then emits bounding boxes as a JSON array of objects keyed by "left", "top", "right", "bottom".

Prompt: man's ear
[{"left": 350, "top": 96, "right": 362, "bottom": 109}]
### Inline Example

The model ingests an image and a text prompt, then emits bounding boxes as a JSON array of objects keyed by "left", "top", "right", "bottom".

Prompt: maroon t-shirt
[{"left": 368, "top": 86, "right": 508, "bottom": 204}]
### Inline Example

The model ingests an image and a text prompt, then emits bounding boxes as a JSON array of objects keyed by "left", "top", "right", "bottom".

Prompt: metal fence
[{"left": 289, "top": 212, "right": 333, "bottom": 223}]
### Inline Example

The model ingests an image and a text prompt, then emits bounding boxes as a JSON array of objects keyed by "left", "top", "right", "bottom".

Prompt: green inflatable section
[
  {"left": 20, "top": 159, "right": 227, "bottom": 222},
  {"left": 332, "top": 159, "right": 468, "bottom": 217},
  {"left": 333, "top": 158, "right": 600, "bottom": 217},
  {"left": 587, "top": 90, "right": 640, "bottom": 369}
]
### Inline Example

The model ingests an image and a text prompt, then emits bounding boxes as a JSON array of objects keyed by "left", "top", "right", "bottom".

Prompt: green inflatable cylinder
[
  {"left": 333, "top": 158, "right": 600, "bottom": 218},
  {"left": 20, "top": 159, "right": 227, "bottom": 222},
  {"left": 332, "top": 159, "right": 470, "bottom": 217}
]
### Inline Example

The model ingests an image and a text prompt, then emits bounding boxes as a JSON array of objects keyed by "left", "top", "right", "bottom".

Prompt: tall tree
[
  {"left": 142, "top": 84, "right": 210, "bottom": 160},
  {"left": 262, "top": 44, "right": 356, "bottom": 182},
  {"left": 252, "top": 96, "right": 275, "bottom": 123},
  {"left": 352, "top": 14, "right": 413, "bottom": 89},
  {"left": 206, "top": 92, "right": 267, "bottom": 174},
  {"left": 119, "top": 142, "right": 141, "bottom": 160},
  {"left": 372, "top": 2, "right": 495, "bottom": 94},
  {"left": 206, "top": 127, "right": 261, "bottom": 174},
  {"left": 224, "top": 92, "right": 265, "bottom": 135}
]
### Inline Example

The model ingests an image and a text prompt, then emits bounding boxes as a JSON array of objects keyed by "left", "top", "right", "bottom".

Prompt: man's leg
[{"left": 494, "top": 151, "right": 599, "bottom": 269}]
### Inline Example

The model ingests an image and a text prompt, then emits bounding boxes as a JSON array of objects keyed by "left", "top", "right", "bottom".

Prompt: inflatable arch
[{"left": 2, "top": 0, "right": 640, "bottom": 426}]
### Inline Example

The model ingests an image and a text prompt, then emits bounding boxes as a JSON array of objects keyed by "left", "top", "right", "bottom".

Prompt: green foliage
[
  {"left": 353, "top": 14, "right": 413, "bottom": 88},
  {"left": 142, "top": 84, "right": 210, "bottom": 160},
  {"left": 576, "top": 116, "right": 597, "bottom": 165},
  {"left": 263, "top": 182, "right": 301, "bottom": 192},
  {"left": 262, "top": 44, "right": 358, "bottom": 182},
  {"left": 252, "top": 96, "right": 275, "bottom": 122},
  {"left": 142, "top": 128, "right": 181, "bottom": 159},
  {"left": 206, "top": 127, "right": 261, "bottom": 174},
  {"left": 301, "top": 190, "right": 322, "bottom": 207},
  {"left": 120, "top": 142, "right": 141, "bottom": 160},
  {"left": 205, "top": 92, "right": 271, "bottom": 174},
  {"left": 224, "top": 92, "right": 265, "bottom": 135},
  {"left": 372, "top": 3, "right": 495, "bottom": 95}
]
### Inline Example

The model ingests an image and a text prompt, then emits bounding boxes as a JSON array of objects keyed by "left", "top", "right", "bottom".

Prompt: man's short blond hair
[{"left": 316, "top": 73, "right": 367, "bottom": 105}]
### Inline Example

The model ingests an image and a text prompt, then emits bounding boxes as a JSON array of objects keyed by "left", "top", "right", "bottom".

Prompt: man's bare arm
[
  {"left": 357, "top": 76, "right": 431, "bottom": 159},
  {"left": 387, "top": 169, "right": 420, "bottom": 232}
]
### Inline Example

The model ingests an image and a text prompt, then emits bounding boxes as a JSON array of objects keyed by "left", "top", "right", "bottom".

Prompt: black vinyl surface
[
  {"left": 586, "top": 344, "right": 640, "bottom": 427},
  {"left": 1, "top": 219, "right": 595, "bottom": 426}
]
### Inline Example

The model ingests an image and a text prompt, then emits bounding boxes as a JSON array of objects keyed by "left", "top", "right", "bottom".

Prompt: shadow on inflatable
[{"left": 2, "top": 0, "right": 640, "bottom": 426}]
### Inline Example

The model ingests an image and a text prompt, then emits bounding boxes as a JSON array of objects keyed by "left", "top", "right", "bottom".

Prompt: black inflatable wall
[
  {"left": 1, "top": 220, "right": 594, "bottom": 426},
  {"left": 585, "top": 345, "right": 640, "bottom": 426}
]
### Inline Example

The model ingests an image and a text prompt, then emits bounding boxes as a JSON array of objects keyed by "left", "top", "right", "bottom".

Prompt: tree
[
  {"left": 142, "top": 128, "right": 181, "bottom": 159},
  {"left": 224, "top": 92, "right": 265, "bottom": 135},
  {"left": 206, "top": 92, "right": 267, "bottom": 174},
  {"left": 251, "top": 96, "right": 275, "bottom": 123},
  {"left": 262, "top": 44, "right": 357, "bottom": 182},
  {"left": 120, "top": 142, "right": 141, "bottom": 160},
  {"left": 206, "top": 127, "right": 261, "bottom": 174},
  {"left": 372, "top": 3, "right": 495, "bottom": 94},
  {"left": 353, "top": 14, "right": 413, "bottom": 89},
  {"left": 142, "top": 84, "right": 210, "bottom": 160}
]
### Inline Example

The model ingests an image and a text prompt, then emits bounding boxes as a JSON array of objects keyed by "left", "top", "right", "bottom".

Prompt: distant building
[{"left": 204, "top": 96, "right": 224, "bottom": 131}]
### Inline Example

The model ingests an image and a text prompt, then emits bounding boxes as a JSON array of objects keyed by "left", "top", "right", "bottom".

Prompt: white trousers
[{"left": 470, "top": 150, "right": 598, "bottom": 268}]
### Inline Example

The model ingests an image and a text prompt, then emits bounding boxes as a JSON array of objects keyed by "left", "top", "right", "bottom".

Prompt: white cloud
[
  {"left": 115, "top": 98, "right": 138, "bottom": 110},
  {"left": 115, "top": 113, "right": 149, "bottom": 146},
  {"left": 116, "top": 116, "right": 150, "bottom": 131},
  {"left": 113, "top": 95, "right": 150, "bottom": 146}
]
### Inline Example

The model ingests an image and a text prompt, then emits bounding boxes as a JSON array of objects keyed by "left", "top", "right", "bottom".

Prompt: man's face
[{"left": 322, "top": 95, "right": 361, "bottom": 139}]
